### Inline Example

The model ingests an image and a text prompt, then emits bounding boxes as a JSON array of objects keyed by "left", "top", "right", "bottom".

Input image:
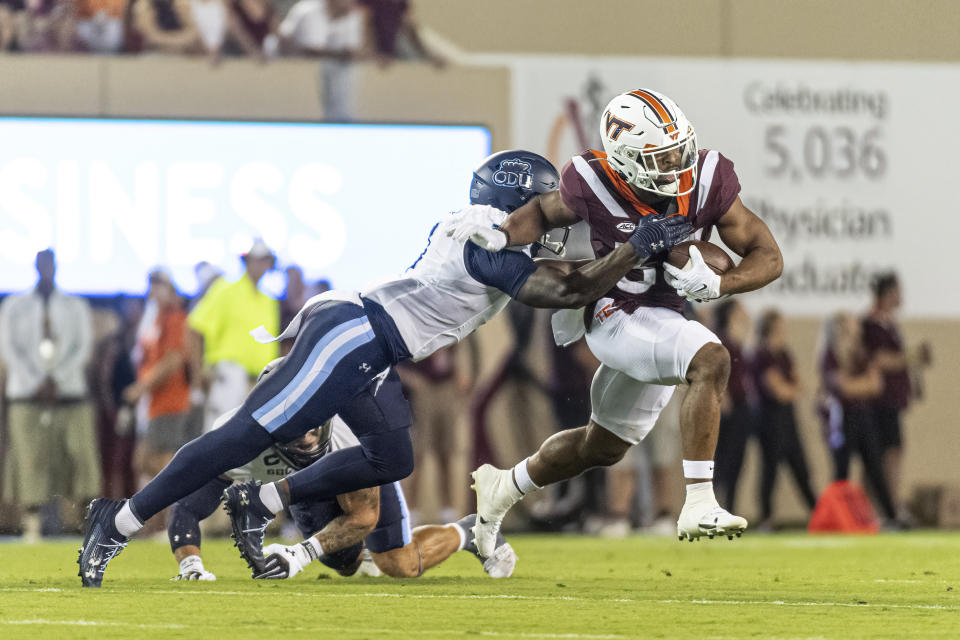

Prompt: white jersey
[
  {"left": 224, "top": 413, "right": 358, "bottom": 484},
  {"left": 362, "top": 205, "right": 525, "bottom": 361}
]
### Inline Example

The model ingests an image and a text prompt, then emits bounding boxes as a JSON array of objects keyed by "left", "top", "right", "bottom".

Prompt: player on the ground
[
  {"left": 451, "top": 89, "right": 783, "bottom": 554},
  {"left": 170, "top": 370, "right": 515, "bottom": 582},
  {"left": 79, "top": 149, "right": 691, "bottom": 587}
]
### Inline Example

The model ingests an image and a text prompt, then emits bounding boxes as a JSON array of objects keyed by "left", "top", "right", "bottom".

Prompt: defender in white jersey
[
  {"left": 169, "top": 363, "right": 518, "bottom": 581},
  {"left": 79, "top": 149, "right": 692, "bottom": 587}
]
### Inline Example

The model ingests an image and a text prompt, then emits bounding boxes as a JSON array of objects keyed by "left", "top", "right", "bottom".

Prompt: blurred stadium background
[{"left": 0, "top": 0, "right": 959, "bottom": 595}]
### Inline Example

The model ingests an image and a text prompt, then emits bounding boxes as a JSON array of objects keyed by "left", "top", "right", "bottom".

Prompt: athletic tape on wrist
[{"left": 302, "top": 537, "right": 324, "bottom": 561}]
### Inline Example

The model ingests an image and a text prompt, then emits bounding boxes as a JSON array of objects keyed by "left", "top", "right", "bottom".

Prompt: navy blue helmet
[
  {"left": 470, "top": 149, "right": 559, "bottom": 212},
  {"left": 469, "top": 150, "right": 568, "bottom": 255}
]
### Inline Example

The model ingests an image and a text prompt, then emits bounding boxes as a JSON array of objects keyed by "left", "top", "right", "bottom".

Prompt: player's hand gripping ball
[{"left": 663, "top": 241, "right": 734, "bottom": 302}]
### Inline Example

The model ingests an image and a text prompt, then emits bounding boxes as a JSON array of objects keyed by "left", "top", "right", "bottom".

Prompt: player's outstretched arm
[
  {"left": 714, "top": 197, "right": 783, "bottom": 295},
  {"left": 498, "top": 191, "right": 581, "bottom": 247},
  {"left": 256, "top": 488, "right": 380, "bottom": 579},
  {"left": 514, "top": 216, "right": 693, "bottom": 308}
]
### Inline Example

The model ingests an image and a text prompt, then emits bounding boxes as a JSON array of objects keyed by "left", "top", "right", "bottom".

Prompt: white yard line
[
  {"left": 2, "top": 587, "right": 955, "bottom": 612},
  {"left": 2, "top": 619, "right": 185, "bottom": 630},
  {"left": 0, "top": 617, "right": 620, "bottom": 639}
]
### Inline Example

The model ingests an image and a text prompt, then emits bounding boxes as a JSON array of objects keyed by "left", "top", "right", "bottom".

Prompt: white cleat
[
  {"left": 471, "top": 464, "right": 522, "bottom": 559},
  {"left": 483, "top": 542, "right": 517, "bottom": 579},
  {"left": 677, "top": 503, "right": 748, "bottom": 542}
]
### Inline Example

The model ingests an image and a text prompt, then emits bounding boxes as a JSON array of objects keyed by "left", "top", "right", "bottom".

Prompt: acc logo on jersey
[
  {"left": 493, "top": 159, "right": 534, "bottom": 190},
  {"left": 615, "top": 222, "right": 636, "bottom": 232}
]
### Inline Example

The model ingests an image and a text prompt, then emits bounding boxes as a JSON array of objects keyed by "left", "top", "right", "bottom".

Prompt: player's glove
[
  {"left": 663, "top": 245, "right": 723, "bottom": 302},
  {"left": 628, "top": 215, "right": 693, "bottom": 261},
  {"left": 444, "top": 206, "right": 509, "bottom": 251},
  {"left": 255, "top": 541, "right": 317, "bottom": 579}
]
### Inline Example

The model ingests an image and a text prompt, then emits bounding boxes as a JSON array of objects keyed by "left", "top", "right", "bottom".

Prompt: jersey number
[
  {"left": 616, "top": 267, "right": 657, "bottom": 294},
  {"left": 612, "top": 242, "right": 657, "bottom": 294}
]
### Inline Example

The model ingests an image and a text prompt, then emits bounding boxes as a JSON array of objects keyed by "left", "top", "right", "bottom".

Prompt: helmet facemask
[
  {"left": 533, "top": 226, "right": 570, "bottom": 257},
  {"left": 273, "top": 422, "right": 333, "bottom": 471},
  {"left": 610, "top": 127, "right": 698, "bottom": 198}
]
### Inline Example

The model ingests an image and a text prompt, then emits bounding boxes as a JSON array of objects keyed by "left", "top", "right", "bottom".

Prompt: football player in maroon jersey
[{"left": 452, "top": 89, "right": 782, "bottom": 555}]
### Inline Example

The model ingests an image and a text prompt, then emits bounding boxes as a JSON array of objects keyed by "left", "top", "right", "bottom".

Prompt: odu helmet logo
[{"left": 492, "top": 158, "right": 534, "bottom": 190}]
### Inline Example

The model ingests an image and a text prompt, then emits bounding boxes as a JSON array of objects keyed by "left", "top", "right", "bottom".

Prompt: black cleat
[
  {"left": 223, "top": 481, "right": 274, "bottom": 576},
  {"left": 77, "top": 499, "right": 129, "bottom": 588}
]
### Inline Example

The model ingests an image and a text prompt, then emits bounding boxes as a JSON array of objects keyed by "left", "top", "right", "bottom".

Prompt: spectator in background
[
  {"left": 0, "top": 0, "right": 19, "bottom": 49},
  {"left": 91, "top": 294, "right": 142, "bottom": 499},
  {"left": 280, "top": 265, "right": 308, "bottom": 355},
  {"left": 399, "top": 344, "right": 473, "bottom": 524},
  {"left": 819, "top": 312, "right": 897, "bottom": 523},
  {"left": 188, "top": 239, "right": 279, "bottom": 434},
  {"left": 712, "top": 299, "right": 755, "bottom": 514},
  {"left": 133, "top": 0, "right": 200, "bottom": 54},
  {"left": 357, "top": 0, "right": 443, "bottom": 67},
  {"left": 13, "top": 0, "right": 76, "bottom": 52},
  {"left": 192, "top": 260, "right": 223, "bottom": 309},
  {"left": 278, "top": 0, "right": 365, "bottom": 120},
  {"left": 125, "top": 270, "right": 192, "bottom": 517},
  {"left": 0, "top": 249, "right": 100, "bottom": 542},
  {"left": 189, "top": 0, "right": 227, "bottom": 63},
  {"left": 75, "top": 0, "right": 126, "bottom": 52},
  {"left": 225, "top": 0, "right": 277, "bottom": 60},
  {"left": 862, "top": 272, "right": 930, "bottom": 519},
  {"left": 753, "top": 309, "right": 817, "bottom": 530}
]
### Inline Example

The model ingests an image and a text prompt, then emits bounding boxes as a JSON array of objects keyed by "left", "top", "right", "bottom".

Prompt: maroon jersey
[
  {"left": 560, "top": 148, "right": 741, "bottom": 313},
  {"left": 861, "top": 316, "right": 911, "bottom": 410},
  {"left": 753, "top": 346, "right": 796, "bottom": 404}
]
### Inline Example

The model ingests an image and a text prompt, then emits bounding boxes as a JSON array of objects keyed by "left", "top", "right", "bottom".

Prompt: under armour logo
[
  {"left": 650, "top": 240, "right": 665, "bottom": 250},
  {"left": 359, "top": 362, "right": 372, "bottom": 373}
]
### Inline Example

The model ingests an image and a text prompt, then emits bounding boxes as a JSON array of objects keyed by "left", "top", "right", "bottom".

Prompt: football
[{"left": 665, "top": 240, "right": 736, "bottom": 275}]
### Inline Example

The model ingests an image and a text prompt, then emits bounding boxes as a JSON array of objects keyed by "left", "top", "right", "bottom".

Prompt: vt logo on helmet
[{"left": 599, "top": 88, "right": 698, "bottom": 197}]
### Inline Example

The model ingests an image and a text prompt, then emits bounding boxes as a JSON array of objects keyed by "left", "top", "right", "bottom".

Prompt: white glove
[
  {"left": 255, "top": 542, "right": 312, "bottom": 579},
  {"left": 172, "top": 555, "right": 216, "bottom": 581},
  {"left": 663, "top": 246, "right": 723, "bottom": 302},
  {"left": 444, "top": 207, "right": 508, "bottom": 252}
]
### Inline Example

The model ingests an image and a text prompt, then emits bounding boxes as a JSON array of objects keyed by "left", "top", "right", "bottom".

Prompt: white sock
[
  {"left": 115, "top": 501, "right": 144, "bottom": 537},
  {"left": 512, "top": 458, "right": 541, "bottom": 495},
  {"left": 685, "top": 480, "right": 716, "bottom": 503},
  {"left": 450, "top": 523, "right": 467, "bottom": 551},
  {"left": 259, "top": 483, "right": 284, "bottom": 515},
  {"left": 179, "top": 554, "right": 204, "bottom": 573}
]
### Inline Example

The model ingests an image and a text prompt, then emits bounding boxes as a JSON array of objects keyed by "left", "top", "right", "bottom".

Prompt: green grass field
[{"left": 1, "top": 533, "right": 958, "bottom": 639}]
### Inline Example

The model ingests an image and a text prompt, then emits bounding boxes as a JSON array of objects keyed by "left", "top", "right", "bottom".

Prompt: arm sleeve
[
  {"left": 558, "top": 159, "right": 592, "bottom": 223},
  {"left": 462, "top": 241, "right": 538, "bottom": 298}
]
